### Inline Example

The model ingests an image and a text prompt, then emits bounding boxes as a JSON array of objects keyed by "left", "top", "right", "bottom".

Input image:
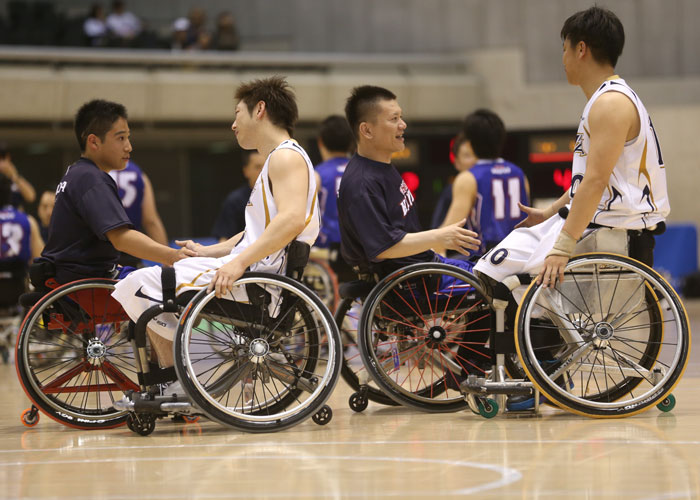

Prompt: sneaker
[
  {"left": 506, "top": 393, "right": 544, "bottom": 411},
  {"left": 160, "top": 380, "right": 187, "bottom": 399}
]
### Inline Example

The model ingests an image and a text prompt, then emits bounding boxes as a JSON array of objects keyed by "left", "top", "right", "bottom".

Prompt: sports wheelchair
[
  {"left": 0, "top": 260, "right": 28, "bottom": 364},
  {"left": 345, "top": 227, "right": 690, "bottom": 418},
  {"left": 115, "top": 241, "right": 343, "bottom": 435}
]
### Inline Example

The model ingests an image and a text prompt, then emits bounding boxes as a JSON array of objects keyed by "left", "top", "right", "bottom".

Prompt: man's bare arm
[
  {"left": 140, "top": 173, "right": 168, "bottom": 245},
  {"left": 107, "top": 226, "right": 196, "bottom": 265}
]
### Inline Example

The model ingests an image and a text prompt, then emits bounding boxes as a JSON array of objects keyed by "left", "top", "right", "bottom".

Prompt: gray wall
[{"left": 2, "top": 0, "right": 699, "bottom": 81}]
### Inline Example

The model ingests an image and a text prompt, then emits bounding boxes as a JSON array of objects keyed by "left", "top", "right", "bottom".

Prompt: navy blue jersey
[
  {"left": 315, "top": 156, "right": 348, "bottom": 248},
  {"left": 39, "top": 158, "right": 133, "bottom": 284},
  {"left": 467, "top": 159, "right": 528, "bottom": 254},
  {"left": 0, "top": 205, "right": 31, "bottom": 264},
  {"left": 211, "top": 184, "right": 251, "bottom": 240},
  {"left": 109, "top": 161, "right": 145, "bottom": 230},
  {"left": 338, "top": 153, "right": 433, "bottom": 276}
]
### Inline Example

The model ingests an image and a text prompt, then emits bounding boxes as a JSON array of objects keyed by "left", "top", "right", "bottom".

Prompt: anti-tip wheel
[
  {"left": 312, "top": 405, "right": 333, "bottom": 425},
  {"left": 656, "top": 394, "right": 676, "bottom": 413},
  {"left": 349, "top": 392, "right": 369, "bottom": 413},
  {"left": 478, "top": 398, "right": 499, "bottom": 419},
  {"left": 21, "top": 408, "right": 40, "bottom": 427}
]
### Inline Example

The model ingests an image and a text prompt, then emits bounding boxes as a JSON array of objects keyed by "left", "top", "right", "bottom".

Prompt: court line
[
  {"left": 4, "top": 438, "right": 700, "bottom": 455},
  {"left": 0, "top": 454, "right": 522, "bottom": 497}
]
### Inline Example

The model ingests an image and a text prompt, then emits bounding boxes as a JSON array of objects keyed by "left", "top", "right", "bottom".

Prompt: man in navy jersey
[
  {"left": 337, "top": 85, "right": 480, "bottom": 280},
  {"left": 109, "top": 160, "right": 169, "bottom": 266},
  {"left": 314, "top": 114, "right": 355, "bottom": 281},
  {"left": 438, "top": 109, "right": 529, "bottom": 256},
  {"left": 35, "top": 99, "right": 194, "bottom": 286}
]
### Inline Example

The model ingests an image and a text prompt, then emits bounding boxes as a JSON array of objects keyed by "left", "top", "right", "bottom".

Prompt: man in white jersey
[
  {"left": 112, "top": 76, "right": 319, "bottom": 378},
  {"left": 472, "top": 6, "right": 669, "bottom": 410},
  {"left": 475, "top": 6, "right": 668, "bottom": 290}
]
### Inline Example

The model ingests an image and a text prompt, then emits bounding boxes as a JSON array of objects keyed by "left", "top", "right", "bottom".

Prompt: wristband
[{"left": 547, "top": 229, "right": 577, "bottom": 258}]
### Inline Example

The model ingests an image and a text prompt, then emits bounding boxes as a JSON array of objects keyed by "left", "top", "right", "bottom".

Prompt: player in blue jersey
[
  {"left": 109, "top": 160, "right": 168, "bottom": 266},
  {"left": 34, "top": 99, "right": 194, "bottom": 287},
  {"left": 338, "top": 85, "right": 480, "bottom": 281},
  {"left": 438, "top": 109, "right": 529, "bottom": 256},
  {"left": 0, "top": 174, "right": 43, "bottom": 266},
  {"left": 314, "top": 115, "right": 355, "bottom": 281}
]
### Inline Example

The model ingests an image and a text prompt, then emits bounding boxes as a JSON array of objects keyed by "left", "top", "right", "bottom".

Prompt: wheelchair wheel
[
  {"left": 301, "top": 257, "right": 339, "bottom": 312},
  {"left": 15, "top": 279, "right": 138, "bottom": 429},
  {"left": 357, "top": 263, "right": 493, "bottom": 412},
  {"left": 515, "top": 253, "right": 690, "bottom": 418},
  {"left": 173, "top": 272, "right": 342, "bottom": 432},
  {"left": 336, "top": 297, "right": 398, "bottom": 408}
]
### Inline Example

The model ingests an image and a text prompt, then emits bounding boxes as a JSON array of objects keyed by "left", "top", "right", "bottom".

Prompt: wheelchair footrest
[
  {"left": 116, "top": 391, "right": 198, "bottom": 416},
  {"left": 460, "top": 375, "right": 533, "bottom": 396}
]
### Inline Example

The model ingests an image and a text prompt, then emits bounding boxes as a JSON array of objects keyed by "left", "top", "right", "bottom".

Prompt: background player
[
  {"left": 211, "top": 150, "right": 264, "bottom": 242},
  {"left": 35, "top": 99, "right": 194, "bottom": 286},
  {"left": 313, "top": 114, "right": 355, "bottom": 282},
  {"left": 437, "top": 109, "right": 529, "bottom": 257},
  {"left": 113, "top": 76, "right": 319, "bottom": 390},
  {"left": 109, "top": 159, "right": 169, "bottom": 266}
]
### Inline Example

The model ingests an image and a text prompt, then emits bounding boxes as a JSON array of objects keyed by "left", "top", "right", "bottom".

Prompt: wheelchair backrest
[{"left": 285, "top": 240, "right": 310, "bottom": 281}]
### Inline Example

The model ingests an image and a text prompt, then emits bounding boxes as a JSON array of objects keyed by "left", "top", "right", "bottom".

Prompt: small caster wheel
[
  {"left": 127, "top": 413, "right": 156, "bottom": 436},
  {"left": 183, "top": 415, "right": 200, "bottom": 424},
  {"left": 477, "top": 398, "right": 499, "bottom": 419},
  {"left": 312, "top": 405, "right": 333, "bottom": 425},
  {"left": 349, "top": 392, "right": 369, "bottom": 412},
  {"left": 21, "top": 407, "right": 40, "bottom": 427},
  {"left": 657, "top": 394, "right": 676, "bottom": 413}
]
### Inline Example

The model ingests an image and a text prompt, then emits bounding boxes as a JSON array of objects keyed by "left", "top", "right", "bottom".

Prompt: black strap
[{"left": 160, "top": 266, "right": 178, "bottom": 313}]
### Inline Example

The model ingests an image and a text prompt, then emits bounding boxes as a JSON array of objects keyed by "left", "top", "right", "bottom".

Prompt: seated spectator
[
  {"left": 171, "top": 17, "right": 190, "bottom": 51},
  {"left": 0, "top": 146, "right": 36, "bottom": 208},
  {"left": 83, "top": 3, "right": 108, "bottom": 46},
  {"left": 185, "top": 7, "right": 211, "bottom": 50},
  {"left": 105, "top": 0, "right": 141, "bottom": 46},
  {"left": 211, "top": 11, "right": 239, "bottom": 51}
]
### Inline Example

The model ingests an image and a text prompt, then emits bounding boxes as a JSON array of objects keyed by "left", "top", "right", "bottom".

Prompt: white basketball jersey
[
  {"left": 569, "top": 76, "right": 670, "bottom": 229},
  {"left": 231, "top": 139, "right": 320, "bottom": 273}
]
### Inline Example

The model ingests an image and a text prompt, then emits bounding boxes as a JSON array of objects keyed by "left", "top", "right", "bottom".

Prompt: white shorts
[{"left": 474, "top": 215, "right": 594, "bottom": 284}]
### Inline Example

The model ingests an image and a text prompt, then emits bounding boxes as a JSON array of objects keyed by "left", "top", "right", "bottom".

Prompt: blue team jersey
[
  {"left": 315, "top": 156, "right": 348, "bottom": 248},
  {"left": 467, "top": 159, "right": 528, "bottom": 254},
  {"left": 109, "top": 161, "right": 145, "bottom": 230},
  {"left": 0, "top": 206, "right": 31, "bottom": 264}
]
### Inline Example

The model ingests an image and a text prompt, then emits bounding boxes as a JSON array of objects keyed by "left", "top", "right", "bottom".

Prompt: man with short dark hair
[{"left": 337, "top": 85, "right": 479, "bottom": 280}]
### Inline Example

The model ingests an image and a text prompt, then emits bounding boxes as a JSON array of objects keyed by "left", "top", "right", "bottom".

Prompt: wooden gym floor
[{"left": 1, "top": 301, "right": 699, "bottom": 499}]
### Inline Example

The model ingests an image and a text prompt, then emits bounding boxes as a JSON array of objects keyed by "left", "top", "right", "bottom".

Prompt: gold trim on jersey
[
  {"left": 176, "top": 269, "right": 216, "bottom": 292},
  {"left": 605, "top": 75, "right": 621, "bottom": 81},
  {"left": 261, "top": 180, "right": 271, "bottom": 227},
  {"left": 637, "top": 140, "right": 657, "bottom": 211},
  {"left": 304, "top": 185, "right": 319, "bottom": 229}
]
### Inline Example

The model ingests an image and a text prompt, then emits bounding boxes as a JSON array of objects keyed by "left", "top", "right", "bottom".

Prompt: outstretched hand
[
  {"left": 514, "top": 202, "right": 547, "bottom": 229},
  {"left": 436, "top": 219, "right": 480, "bottom": 256},
  {"left": 173, "top": 245, "right": 197, "bottom": 262}
]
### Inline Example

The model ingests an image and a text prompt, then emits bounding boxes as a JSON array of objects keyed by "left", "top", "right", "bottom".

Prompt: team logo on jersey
[
  {"left": 399, "top": 180, "right": 415, "bottom": 217},
  {"left": 55, "top": 181, "right": 67, "bottom": 195},
  {"left": 574, "top": 133, "right": 586, "bottom": 157}
]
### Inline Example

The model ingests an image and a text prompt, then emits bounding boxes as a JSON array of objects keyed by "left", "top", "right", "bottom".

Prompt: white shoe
[{"left": 161, "top": 380, "right": 187, "bottom": 398}]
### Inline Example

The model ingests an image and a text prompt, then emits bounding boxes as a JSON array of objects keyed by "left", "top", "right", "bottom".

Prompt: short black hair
[
  {"left": 0, "top": 174, "right": 13, "bottom": 206},
  {"left": 74, "top": 99, "right": 128, "bottom": 151},
  {"left": 561, "top": 6, "right": 625, "bottom": 68},
  {"left": 345, "top": 85, "right": 397, "bottom": 141},
  {"left": 235, "top": 76, "right": 298, "bottom": 136},
  {"left": 318, "top": 115, "right": 355, "bottom": 154},
  {"left": 462, "top": 109, "right": 506, "bottom": 159}
]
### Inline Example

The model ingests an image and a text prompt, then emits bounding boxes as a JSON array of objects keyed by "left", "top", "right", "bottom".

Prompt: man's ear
[
  {"left": 255, "top": 100, "right": 266, "bottom": 120},
  {"left": 86, "top": 133, "right": 101, "bottom": 151},
  {"left": 577, "top": 40, "right": 587, "bottom": 59},
  {"left": 359, "top": 121, "right": 372, "bottom": 141}
]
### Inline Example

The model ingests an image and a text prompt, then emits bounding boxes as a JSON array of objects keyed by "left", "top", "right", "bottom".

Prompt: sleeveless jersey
[
  {"left": 315, "top": 156, "right": 348, "bottom": 247},
  {"left": 232, "top": 140, "right": 319, "bottom": 273},
  {"left": 0, "top": 205, "right": 31, "bottom": 263},
  {"left": 109, "top": 161, "right": 145, "bottom": 230},
  {"left": 569, "top": 76, "right": 669, "bottom": 229},
  {"left": 466, "top": 159, "right": 528, "bottom": 254}
]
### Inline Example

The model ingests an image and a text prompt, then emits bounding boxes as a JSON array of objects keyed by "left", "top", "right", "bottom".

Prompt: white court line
[
  {"left": 0, "top": 454, "right": 523, "bottom": 497},
  {"left": 3, "top": 438, "right": 700, "bottom": 455}
]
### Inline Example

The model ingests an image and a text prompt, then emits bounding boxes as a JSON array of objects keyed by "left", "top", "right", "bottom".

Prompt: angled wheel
[
  {"left": 357, "top": 263, "right": 493, "bottom": 412},
  {"left": 15, "top": 279, "right": 139, "bottom": 429},
  {"left": 174, "top": 273, "right": 342, "bottom": 432},
  {"left": 336, "top": 297, "right": 398, "bottom": 408},
  {"left": 515, "top": 253, "right": 690, "bottom": 418}
]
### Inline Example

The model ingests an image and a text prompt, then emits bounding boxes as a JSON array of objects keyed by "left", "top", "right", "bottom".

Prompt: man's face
[
  {"left": 562, "top": 38, "right": 580, "bottom": 85},
  {"left": 242, "top": 152, "right": 264, "bottom": 183},
  {"left": 454, "top": 141, "right": 477, "bottom": 172},
  {"left": 231, "top": 100, "right": 256, "bottom": 150},
  {"left": 93, "top": 117, "right": 132, "bottom": 171},
  {"left": 38, "top": 191, "right": 55, "bottom": 226},
  {"left": 365, "top": 99, "right": 407, "bottom": 155}
]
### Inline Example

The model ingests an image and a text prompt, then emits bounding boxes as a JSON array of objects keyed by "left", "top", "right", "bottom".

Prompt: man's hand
[
  {"left": 0, "top": 158, "right": 18, "bottom": 181},
  {"left": 173, "top": 245, "right": 197, "bottom": 263},
  {"left": 176, "top": 239, "right": 207, "bottom": 255},
  {"left": 514, "top": 203, "right": 547, "bottom": 229},
  {"left": 435, "top": 219, "right": 480, "bottom": 256},
  {"left": 208, "top": 259, "right": 247, "bottom": 298},
  {"left": 536, "top": 254, "right": 569, "bottom": 288}
]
